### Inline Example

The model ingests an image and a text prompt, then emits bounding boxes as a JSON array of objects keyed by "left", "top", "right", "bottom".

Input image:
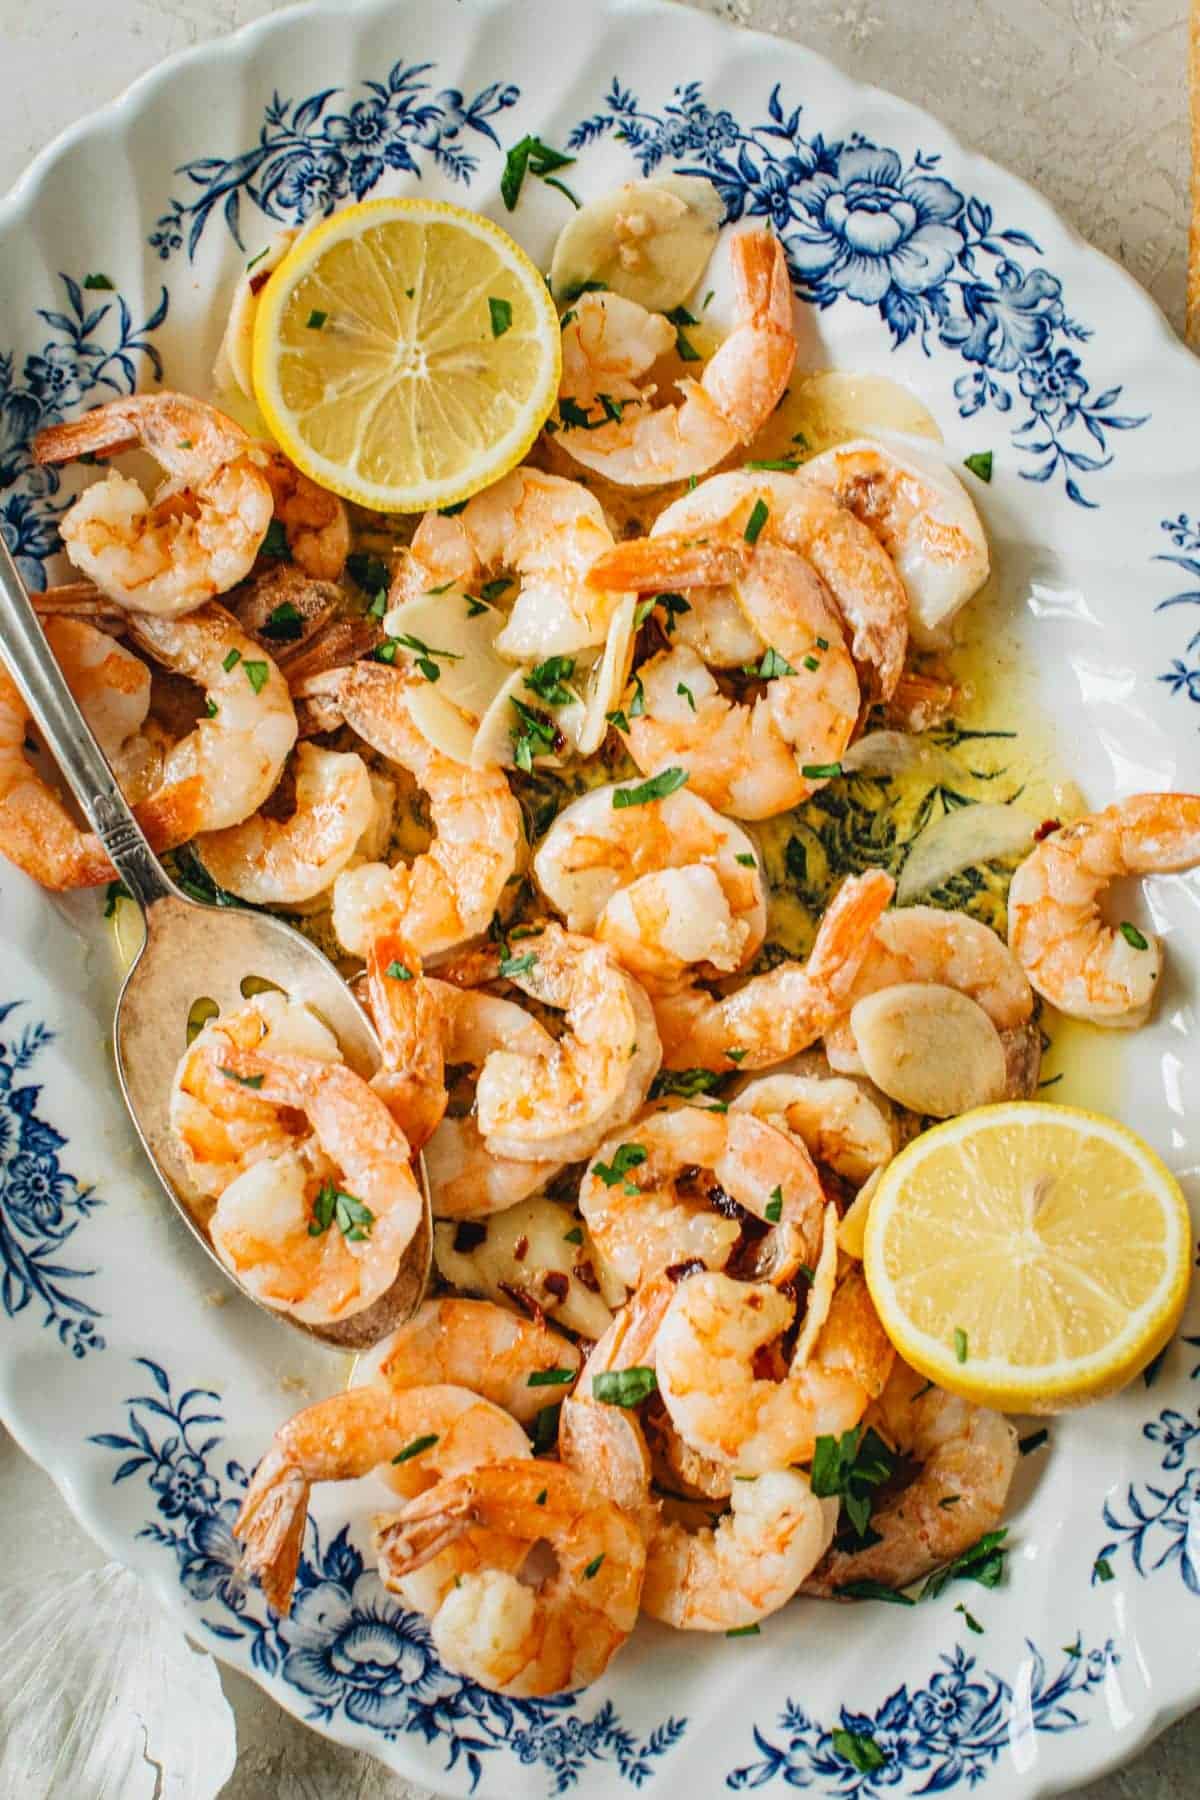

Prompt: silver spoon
[{"left": 0, "top": 538, "right": 432, "bottom": 1349}]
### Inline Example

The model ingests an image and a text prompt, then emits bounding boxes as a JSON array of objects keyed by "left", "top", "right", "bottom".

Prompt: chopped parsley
[
  {"left": 259, "top": 518, "right": 288, "bottom": 559},
  {"left": 956, "top": 1603, "right": 984, "bottom": 1635},
  {"left": 963, "top": 451, "right": 993, "bottom": 482},
  {"left": 676, "top": 681, "right": 696, "bottom": 711},
  {"left": 480, "top": 577, "right": 511, "bottom": 603},
  {"left": 735, "top": 852, "right": 756, "bottom": 868},
  {"left": 394, "top": 632, "right": 462, "bottom": 684},
  {"left": 530, "top": 1402, "right": 562, "bottom": 1455},
  {"left": 82, "top": 272, "right": 114, "bottom": 290},
  {"left": 243, "top": 660, "right": 270, "bottom": 695},
  {"left": 385, "top": 960, "right": 413, "bottom": 982},
  {"left": 583, "top": 1553, "right": 605, "bottom": 1579},
  {"left": 592, "top": 1143, "right": 648, "bottom": 1194},
  {"left": 488, "top": 296, "right": 513, "bottom": 338},
  {"left": 563, "top": 1225, "right": 584, "bottom": 1245},
  {"left": 500, "top": 134, "right": 578, "bottom": 211},
  {"left": 725, "top": 1624, "right": 761, "bottom": 1638},
  {"left": 922, "top": 1530, "right": 1008, "bottom": 1601},
  {"left": 392, "top": 1433, "right": 439, "bottom": 1464},
  {"left": 104, "top": 880, "right": 131, "bottom": 918},
  {"left": 667, "top": 304, "right": 702, "bottom": 362},
  {"left": 1093, "top": 1556, "right": 1115, "bottom": 1584},
  {"left": 954, "top": 1327, "right": 969, "bottom": 1364},
  {"left": 764, "top": 1184, "right": 783, "bottom": 1223},
  {"left": 498, "top": 950, "right": 537, "bottom": 979},
  {"left": 346, "top": 552, "right": 391, "bottom": 597},
  {"left": 800, "top": 761, "right": 842, "bottom": 780},
  {"left": 1119, "top": 921, "right": 1149, "bottom": 951},
  {"left": 510, "top": 695, "right": 558, "bottom": 771},
  {"left": 221, "top": 648, "right": 241, "bottom": 673},
  {"left": 308, "top": 1180, "right": 375, "bottom": 1242},
  {"left": 261, "top": 600, "right": 304, "bottom": 642},
  {"left": 592, "top": 1366, "right": 657, "bottom": 1408},
  {"left": 745, "top": 457, "right": 800, "bottom": 472},
  {"left": 744, "top": 498, "right": 769, "bottom": 545},
  {"left": 439, "top": 500, "right": 469, "bottom": 517},
  {"left": 219, "top": 1066, "right": 263, "bottom": 1090},
  {"left": 835, "top": 1580, "right": 916, "bottom": 1606},
  {"left": 528, "top": 1367, "right": 577, "bottom": 1388},
  {"left": 832, "top": 1730, "right": 887, "bottom": 1775},
  {"left": 650, "top": 1067, "right": 722, "bottom": 1100},
  {"left": 613, "top": 767, "right": 689, "bottom": 808},
  {"left": 525, "top": 655, "right": 576, "bottom": 705},
  {"left": 812, "top": 1424, "right": 897, "bottom": 1544},
  {"left": 754, "top": 646, "right": 796, "bottom": 680},
  {"left": 306, "top": 308, "right": 328, "bottom": 330}
]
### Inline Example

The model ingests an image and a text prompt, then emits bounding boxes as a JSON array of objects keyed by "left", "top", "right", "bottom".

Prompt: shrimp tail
[
  {"left": 33, "top": 407, "right": 142, "bottom": 465},
  {"left": 588, "top": 535, "right": 744, "bottom": 592},
  {"left": 233, "top": 1450, "right": 310, "bottom": 1615},
  {"left": 807, "top": 869, "right": 896, "bottom": 1000},
  {"left": 374, "top": 1489, "right": 477, "bottom": 1574},
  {"left": 731, "top": 228, "right": 796, "bottom": 336}
]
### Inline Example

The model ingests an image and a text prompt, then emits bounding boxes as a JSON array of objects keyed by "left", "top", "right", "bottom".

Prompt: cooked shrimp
[
  {"left": 33, "top": 394, "right": 273, "bottom": 615},
  {"left": 731, "top": 1068, "right": 897, "bottom": 1186},
  {"left": 560, "top": 1274, "right": 674, "bottom": 1527},
  {"left": 0, "top": 624, "right": 178, "bottom": 888},
  {"left": 402, "top": 467, "right": 630, "bottom": 658},
  {"left": 329, "top": 663, "right": 522, "bottom": 961},
  {"left": 654, "top": 868, "right": 894, "bottom": 1071},
  {"left": 803, "top": 1360, "right": 1018, "bottom": 1596},
  {"left": 824, "top": 902, "right": 1034, "bottom": 1072},
  {"left": 233, "top": 1385, "right": 529, "bottom": 1615},
  {"left": 556, "top": 231, "right": 796, "bottom": 488},
  {"left": 452, "top": 922, "right": 661, "bottom": 1164},
  {"left": 420, "top": 982, "right": 562, "bottom": 1215},
  {"left": 206, "top": 1048, "right": 423, "bottom": 1325},
  {"left": 362, "top": 933, "right": 448, "bottom": 1152},
  {"left": 170, "top": 993, "right": 342, "bottom": 1201},
  {"left": 374, "top": 1461, "right": 645, "bottom": 1696},
  {"left": 798, "top": 438, "right": 990, "bottom": 647},
  {"left": 592, "top": 468, "right": 909, "bottom": 703},
  {"left": 534, "top": 781, "right": 765, "bottom": 989},
  {"left": 128, "top": 604, "right": 297, "bottom": 834},
  {"left": 1007, "top": 794, "right": 1200, "bottom": 1027},
  {"left": 656, "top": 1265, "right": 894, "bottom": 1475},
  {"left": 254, "top": 446, "right": 350, "bottom": 580},
  {"left": 613, "top": 541, "right": 859, "bottom": 820},
  {"left": 644, "top": 1469, "right": 836, "bottom": 1631},
  {"left": 361, "top": 1297, "right": 581, "bottom": 1426},
  {"left": 194, "top": 743, "right": 375, "bottom": 905},
  {"left": 579, "top": 1105, "right": 828, "bottom": 1290}
]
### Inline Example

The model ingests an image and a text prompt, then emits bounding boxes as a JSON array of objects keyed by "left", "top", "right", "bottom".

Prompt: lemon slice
[
  {"left": 863, "top": 1102, "right": 1192, "bottom": 1413},
  {"left": 252, "top": 197, "right": 561, "bottom": 512}
]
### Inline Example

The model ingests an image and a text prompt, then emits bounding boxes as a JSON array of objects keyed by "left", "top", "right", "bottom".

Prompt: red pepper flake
[
  {"left": 513, "top": 1234, "right": 530, "bottom": 1262},
  {"left": 542, "top": 1270, "right": 570, "bottom": 1304},
  {"left": 665, "top": 1258, "right": 705, "bottom": 1283},
  {"left": 573, "top": 1258, "right": 601, "bottom": 1292},
  {"left": 498, "top": 1281, "right": 545, "bottom": 1325},
  {"left": 249, "top": 270, "right": 271, "bottom": 295},
  {"left": 1033, "top": 818, "right": 1062, "bottom": 842}
]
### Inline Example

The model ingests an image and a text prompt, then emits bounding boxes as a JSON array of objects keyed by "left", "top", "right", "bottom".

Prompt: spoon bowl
[{"left": 0, "top": 539, "right": 432, "bottom": 1349}]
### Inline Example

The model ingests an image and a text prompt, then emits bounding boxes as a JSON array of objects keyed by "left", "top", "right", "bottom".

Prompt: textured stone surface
[{"left": 0, "top": 0, "right": 1192, "bottom": 1793}]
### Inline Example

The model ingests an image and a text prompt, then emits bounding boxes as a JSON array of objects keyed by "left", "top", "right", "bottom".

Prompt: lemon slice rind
[
  {"left": 863, "top": 1101, "right": 1192, "bottom": 1413},
  {"left": 252, "top": 197, "right": 561, "bottom": 514}
]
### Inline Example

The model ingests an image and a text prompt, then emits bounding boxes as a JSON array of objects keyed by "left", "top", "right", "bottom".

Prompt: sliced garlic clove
[
  {"left": 850, "top": 982, "right": 1008, "bottom": 1119},
  {"left": 434, "top": 1195, "right": 616, "bottom": 1339},
  {"left": 550, "top": 174, "right": 723, "bottom": 313}
]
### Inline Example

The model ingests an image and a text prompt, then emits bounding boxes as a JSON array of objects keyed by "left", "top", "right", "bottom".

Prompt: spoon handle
[{"left": 0, "top": 539, "right": 175, "bottom": 913}]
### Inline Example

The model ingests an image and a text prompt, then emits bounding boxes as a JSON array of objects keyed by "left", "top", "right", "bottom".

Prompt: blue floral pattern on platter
[
  {"left": 0, "top": 275, "right": 167, "bottom": 590},
  {"left": 149, "top": 59, "right": 520, "bottom": 261},
  {"left": 1155, "top": 516, "right": 1200, "bottom": 709},
  {"left": 725, "top": 1639, "right": 1117, "bottom": 1794},
  {"left": 568, "top": 79, "right": 1147, "bottom": 505},
  {"left": 1097, "top": 1337, "right": 1200, "bottom": 1593},
  {"left": 91, "top": 1360, "right": 686, "bottom": 1794},
  {"left": 0, "top": 1001, "right": 104, "bottom": 1356}
]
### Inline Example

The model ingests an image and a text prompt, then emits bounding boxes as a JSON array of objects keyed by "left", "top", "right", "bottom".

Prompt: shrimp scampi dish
[{"left": 6, "top": 172, "right": 1197, "bottom": 1705}]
